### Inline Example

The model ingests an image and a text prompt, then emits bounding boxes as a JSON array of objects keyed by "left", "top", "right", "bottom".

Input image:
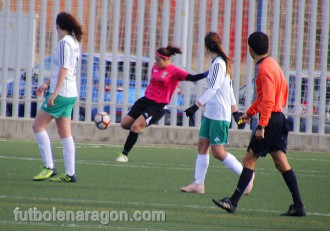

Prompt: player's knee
[
  {"left": 212, "top": 151, "right": 226, "bottom": 161},
  {"left": 243, "top": 156, "right": 255, "bottom": 168},
  {"left": 120, "top": 122, "right": 130, "bottom": 130},
  {"left": 32, "top": 122, "right": 37, "bottom": 132},
  {"left": 274, "top": 163, "right": 284, "bottom": 172},
  {"left": 243, "top": 159, "right": 252, "bottom": 168},
  {"left": 32, "top": 122, "right": 42, "bottom": 133},
  {"left": 130, "top": 123, "right": 145, "bottom": 133}
]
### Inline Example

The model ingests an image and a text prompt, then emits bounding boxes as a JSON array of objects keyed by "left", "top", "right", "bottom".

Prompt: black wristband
[
  {"left": 191, "top": 104, "right": 199, "bottom": 111},
  {"left": 257, "top": 125, "right": 264, "bottom": 130},
  {"left": 232, "top": 111, "right": 240, "bottom": 123},
  {"left": 232, "top": 111, "right": 239, "bottom": 117}
]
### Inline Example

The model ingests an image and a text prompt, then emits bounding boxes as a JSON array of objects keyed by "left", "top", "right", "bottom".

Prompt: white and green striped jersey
[
  {"left": 50, "top": 35, "right": 80, "bottom": 97},
  {"left": 200, "top": 56, "right": 236, "bottom": 122}
]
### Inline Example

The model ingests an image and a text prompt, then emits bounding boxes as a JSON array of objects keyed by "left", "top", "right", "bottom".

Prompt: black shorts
[
  {"left": 127, "top": 97, "right": 167, "bottom": 126},
  {"left": 247, "top": 112, "right": 291, "bottom": 157}
]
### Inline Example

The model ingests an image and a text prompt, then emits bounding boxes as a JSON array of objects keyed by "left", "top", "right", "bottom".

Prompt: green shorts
[
  {"left": 40, "top": 94, "right": 77, "bottom": 118},
  {"left": 199, "top": 117, "right": 230, "bottom": 145}
]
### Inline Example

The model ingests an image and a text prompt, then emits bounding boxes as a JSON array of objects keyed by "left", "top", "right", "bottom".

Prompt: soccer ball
[{"left": 94, "top": 112, "right": 111, "bottom": 130}]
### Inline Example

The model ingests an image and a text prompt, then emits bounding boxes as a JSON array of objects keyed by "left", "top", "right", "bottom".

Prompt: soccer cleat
[
  {"left": 280, "top": 204, "right": 306, "bottom": 217},
  {"left": 180, "top": 183, "right": 205, "bottom": 194},
  {"left": 32, "top": 167, "right": 57, "bottom": 181},
  {"left": 49, "top": 173, "right": 77, "bottom": 183},
  {"left": 243, "top": 172, "right": 255, "bottom": 195},
  {"left": 116, "top": 153, "right": 128, "bottom": 162},
  {"left": 212, "top": 197, "right": 237, "bottom": 213}
]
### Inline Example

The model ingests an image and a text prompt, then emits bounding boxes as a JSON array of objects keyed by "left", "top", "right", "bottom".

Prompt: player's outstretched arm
[{"left": 186, "top": 71, "right": 208, "bottom": 82}]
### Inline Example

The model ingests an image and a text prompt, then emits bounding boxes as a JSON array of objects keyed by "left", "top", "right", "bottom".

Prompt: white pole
[
  {"left": 211, "top": 0, "right": 219, "bottom": 32},
  {"left": 195, "top": 0, "right": 207, "bottom": 127},
  {"left": 135, "top": 0, "right": 146, "bottom": 103},
  {"left": 223, "top": 0, "right": 231, "bottom": 53},
  {"left": 233, "top": 0, "right": 243, "bottom": 102},
  {"left": 318, "top": 0, "right": 330, "bottom": 133},
  {"left": 161, "top": 0, "right": 170, "bottom": 47},
  {"left": 293, "top": 0, "right": 305, "bottom": 132},
  {"left": 122, "top": 0, "right": 133, "bottom": 117},
  {"left": 244, "top": 0, "right": 255, "bottom": 116},
  {"left": 73, "top": 0, "right": 84, "bottom": 121},
  {"left": 283, "top": 0, "right": 293, "bottom": 115},
  {"left": 110, "top": 0, "right": 121, "bottom": 122},
  {"left": 271, "top": 0, "right": 280, "bottom": 60},
  {"left": 24, "top": 0, "right": 35, "bottom": 118},
  {"left": 182, "top": 0, "right": 195, "bottom": 127},
  {"left": 147, "top": 0, "right": 157, "bottom": 84},
  {"left": 97, "top": 0, "right": 108, "bottom": 115},
  {"left": 37, "top": 0, "right": 47, "bottom": 110},
  {"left": 261, "top": 0, "right": 268, "bottom": 33},
  {"left": 66, "top": 0, "right": 71, "bottom": 12},
  {"left": 12, "top": 0, "right": 23, "bottom": 118},
  {"left": 85, "top": 0, "right": 96, "bottom": 122},
  {"left": 169, "top": 0, "right": 183, "bottom": 126},
  {"left": 306, "top": 0, "right": 317, "bottom": 133},
  {"left": 0, "top": 0, "right": 10, "bottom": 117},
  {"left": 158, "top": 0, "right": 169, "bottom": 126}
]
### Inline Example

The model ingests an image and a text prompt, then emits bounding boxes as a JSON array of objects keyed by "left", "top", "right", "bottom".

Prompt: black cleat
[
  {"left": 281, "top": 204, "right": 306, "bottom": 217},
  {"left": 212, "top": 197, "right": 236, "bottom": 213}
]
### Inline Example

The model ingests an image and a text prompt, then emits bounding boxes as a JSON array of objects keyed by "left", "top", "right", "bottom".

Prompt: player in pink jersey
[{"left": 116, "top": 45, "right": 206, "bottom": 162}]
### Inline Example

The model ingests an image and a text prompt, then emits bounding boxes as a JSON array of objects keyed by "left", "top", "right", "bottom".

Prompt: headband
[{"left": 156, "top": 51, "right": 170, "bottom": 60}]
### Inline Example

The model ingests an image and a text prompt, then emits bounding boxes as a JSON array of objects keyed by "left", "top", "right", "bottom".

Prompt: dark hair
[
  {"left": 56, "top": 12, "right": 83, "bottom": 42},
  {"left": 204, "top": 32, "right": 233, "bottom": 76},
  {"left": 156, "top": 45, "right": 182, "bottom": 59},
  {"left": 248, "top": 31, "right": 269, "bottom": 55}
]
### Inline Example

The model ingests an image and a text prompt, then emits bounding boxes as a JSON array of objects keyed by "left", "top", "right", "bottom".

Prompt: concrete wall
[{"left": 0, "top": 118, "right": 329, "bottom": 152}]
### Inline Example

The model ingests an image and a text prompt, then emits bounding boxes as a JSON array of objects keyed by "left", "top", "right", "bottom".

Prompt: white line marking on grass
[
  {"left": 0, "top": 220, "right": 167, "bottom": 231},
  {"left": 287, "top": 157, "right": 330, "bottom": 162},
  {"left": 1, "top": 155, "right": 329, "bottom": 177},
  {"left": 1, "top": 194, "right": 330, "bottom": 217}
]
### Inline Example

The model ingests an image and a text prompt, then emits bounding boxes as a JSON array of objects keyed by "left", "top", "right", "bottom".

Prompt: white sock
[
  {"left": 222, "top": 153, "right": 243, "bottom": 176},
  {"left": 35, "top": 131, "right": 54, "bottom": 169},
  {"left": 194, "top": 154, "right": 209, "bottom": 184},
  {"left": 61, "top": 136, "right": 75, "bottom": 176}
]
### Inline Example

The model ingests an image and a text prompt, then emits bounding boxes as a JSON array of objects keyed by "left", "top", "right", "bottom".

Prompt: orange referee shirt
[{"left": 246, "top": 57, "right": 288, "bottom": 127}]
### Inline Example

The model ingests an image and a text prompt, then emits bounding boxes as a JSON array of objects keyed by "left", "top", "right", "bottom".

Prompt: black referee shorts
[
  {"left": 127, "top": 97, "right": 167, "bottom": 126},
  {"left": 247, "top": 112, "right": 291, "bottom": 157}
]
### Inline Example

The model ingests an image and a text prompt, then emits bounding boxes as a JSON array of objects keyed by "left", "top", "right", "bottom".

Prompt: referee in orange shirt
[{"left": 212, "top": 31, "right": 306, "bottom": 216}]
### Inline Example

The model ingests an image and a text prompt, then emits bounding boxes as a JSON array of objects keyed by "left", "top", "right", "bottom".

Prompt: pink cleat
[
  {"left": 180, "top": 183, "right": 205, "bottom": 194},
  {"left": 244, "top": 172, "right": 255, "bottom": 195}
]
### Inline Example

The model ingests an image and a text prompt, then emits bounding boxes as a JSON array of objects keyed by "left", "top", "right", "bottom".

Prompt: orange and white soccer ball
[{"left": 94, "top": 112, "right": 111, "bottom": 130}]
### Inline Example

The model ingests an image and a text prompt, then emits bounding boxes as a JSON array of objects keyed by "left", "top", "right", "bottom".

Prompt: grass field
[{"left": 0, "top": 139, "right": 329, "bottom": 231}]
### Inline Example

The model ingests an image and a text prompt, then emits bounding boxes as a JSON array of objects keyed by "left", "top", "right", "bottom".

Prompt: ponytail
[
  {"left": 56, "top": 12, "right": 83, "bottom": 42},
  {"left": 156, "top": 45, "right": 182, "bottom": 59},
  {"left": 204, "top": 32, "right": 233, "bottom": 77}
]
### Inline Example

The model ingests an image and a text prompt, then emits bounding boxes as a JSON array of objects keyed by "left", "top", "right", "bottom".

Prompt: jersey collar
[{"left": 257, "top": 55, "right": 269, "bottom": 64}]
